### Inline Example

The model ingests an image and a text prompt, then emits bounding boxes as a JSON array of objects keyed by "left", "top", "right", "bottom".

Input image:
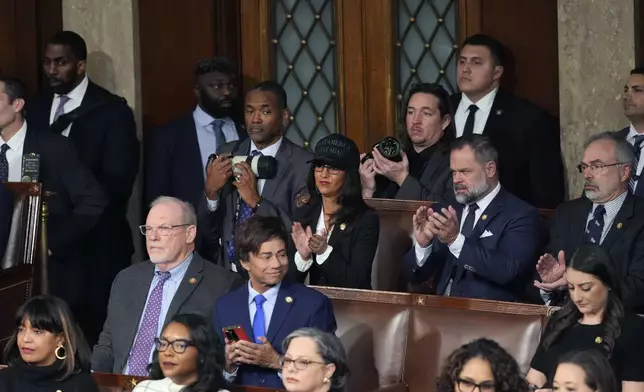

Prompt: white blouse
[{"left": 133, "top": 377, "right": 230, "bottom": 392}]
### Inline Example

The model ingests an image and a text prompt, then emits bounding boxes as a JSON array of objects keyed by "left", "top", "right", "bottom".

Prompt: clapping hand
[
  {"left": 291, "top": 222, "right": 313, "bottom": 260},
  {"left": 427, "top": 206, "right": 461, "bottom": 245},
  {"left": 309, "top": 229, "right": 329, "bottom": 255},
  {"left": 534, "top": 250, "right": 567, "bottom": 292},
  {"left": 413, "top": 206, "right": 435, "bottom": 247}
]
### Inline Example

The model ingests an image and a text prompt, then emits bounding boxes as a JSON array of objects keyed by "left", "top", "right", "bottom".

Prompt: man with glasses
[
  {"left": 535, "top": 132, "right": 644, "bottom": 310},
  {"left": 92, "top": 196, "right": 243, "bottom": 375}
]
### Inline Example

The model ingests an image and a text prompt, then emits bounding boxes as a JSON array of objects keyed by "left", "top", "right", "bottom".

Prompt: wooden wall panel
[{"left": 239, "top": 0, "right": 271, "bottom": 90}]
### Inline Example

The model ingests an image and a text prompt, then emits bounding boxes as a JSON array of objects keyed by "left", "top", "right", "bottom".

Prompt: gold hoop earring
[{"left": 55, "top": 344, "right": 67, "bottom": 360}]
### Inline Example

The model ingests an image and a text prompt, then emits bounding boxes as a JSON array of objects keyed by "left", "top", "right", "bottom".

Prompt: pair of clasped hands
[
  {"left": 291, "top": 223, "right": 329, "bottom": 260},
  {"left": 204, "top": 153, "right": 261, "bottom": 208},
  {"left": 224, "top": 335, "right": 282, "bottom": 374},
  {"left": 412, "top": 205, "right": 464, "bottom": 247}
]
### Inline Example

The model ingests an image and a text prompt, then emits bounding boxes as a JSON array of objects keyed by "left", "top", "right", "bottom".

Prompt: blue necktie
[
  {"left": 252, "top": 294, "right": 267, "bottom": 344},
  {"left": 227, "top": 150, "right": 263, "bottom": 265},
  {"left": 211, "top": 119, "right": 226, "bottom": 153},
  {"left": 583, "top": 205, "right": 605, "bottom": 245},
  {"left": 630, "top": 135, "right": 644, "bottom": 197}
]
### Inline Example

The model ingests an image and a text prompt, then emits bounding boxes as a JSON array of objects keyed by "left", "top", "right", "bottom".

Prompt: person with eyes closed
[
  {"left": 0, "top": 295, "right": 99, "bottom": 392},
  {"left": 527, "top": 245, "right": 644, "bottom": 392},
  {"left": 551, "top": 350, "right": 618, "bottom": 392},
  {"left": 291, "top": 133, "right": 379, "bottom": 289},
  {"left": 133, "top": 313, "right": 230, "bottom": 392},
  {"left": 281, "top": 328, "right": 349, "bottom": 392},
  {"left": 436, "top": 338, "right": 529, "bottom": 392},
  {"left": 359, "top": 82, "right": 454, "bottom": 203}
]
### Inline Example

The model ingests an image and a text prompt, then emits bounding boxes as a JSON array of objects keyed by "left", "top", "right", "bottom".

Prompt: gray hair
[
  {"left": 149, "top": 196, "right": 197, "bottom": 226},
  {"left": 282, "top": 328, "right": 349, "bottom": 392},
  {"left": 451, "top": 134, "right": 499, "bottom": 166},
  {"left": 583, "top": 132, "right": 635, "bottom": 173}
]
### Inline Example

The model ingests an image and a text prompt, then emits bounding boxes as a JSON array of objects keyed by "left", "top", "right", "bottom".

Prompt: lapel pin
[
  {"left": 495, "top": 109, "right": 503, "bottom": 115},
  {"left": 617, "top": 222, "right": 623, "bottom": 229},
  {"left": 595, "top": 336, "right": 603, "bottom": 344},
  {"left": 339, "top": 223, "right": 346, "bottom": 231},
  {"left": 285, "top": 296, "right": 293, "bottom": 303},
  {"left": 481, "top": 215, "right": 488, "bottom": 221},
  {"left": 189, "top": 277, "right": 197, "bottom": 284}
]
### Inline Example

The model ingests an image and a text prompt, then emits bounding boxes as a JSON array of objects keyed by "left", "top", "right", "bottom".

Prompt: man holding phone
[
  {"left": 403, "top": 134, "right": 540, "bottom": 301},
  {"left": 212, "top": 215, "right": 336, "bottom": 388}
]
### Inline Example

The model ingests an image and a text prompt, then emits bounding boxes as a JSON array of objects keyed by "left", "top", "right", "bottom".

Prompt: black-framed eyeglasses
[
  {"left": 576, "top": 162, "right": 625, "bottom": 175},
  {"left": 456, "top": 378, "right": 496, "bottom": 392},
  {"left": 139, "top": 224, "right": 191, "bottom": 236},
  {"left": 280, "top": 356, "right": 326, "bottom": 370},
  {"left": 314, "top": 164, "right": 342, "bottom": 175},
  {"left": 153, "top": 338, "right": 194, "bottom": 354}
]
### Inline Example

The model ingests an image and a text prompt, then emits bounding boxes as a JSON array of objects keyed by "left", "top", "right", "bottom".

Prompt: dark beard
[
  {"left": 199, "top": 91, "right": 232, "bottom": 119},
  {"left": 49, "top": 79, "right": 80, "bottom": 95}
]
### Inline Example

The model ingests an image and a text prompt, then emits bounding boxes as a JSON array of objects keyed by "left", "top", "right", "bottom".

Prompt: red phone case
[{"left": 233, "top": 326, "right": 250, "bottom": 341}]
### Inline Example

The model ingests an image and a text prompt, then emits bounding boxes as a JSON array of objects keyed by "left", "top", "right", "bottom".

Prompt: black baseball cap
[{"left": 309, "top": 134, "right": 360, "bottom": 170}]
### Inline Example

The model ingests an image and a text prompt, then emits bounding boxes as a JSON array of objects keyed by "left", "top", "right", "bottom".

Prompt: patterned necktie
[
  {"left": 127, "top": 271, "right": 172, "bottom": 376},
  {"left": 630, "top": 135, "right": 644, "bottom": 196},
  {"left": 0, "top": 144, "right": 10, "bottom": 182},
  {"left": 227, "top": 150, "right": 263, "bottom": 265},
  {"left": 211, "top": 119, "right": 226, "bottom": 153},
  {"left": 445, "top": 203, "right": 479, "bottom": 296},
  {"left": 252, "top": 294, "right": 267, "bottom": 344},
  {"left": 462, "top": 104, "right": 479, "bottom": 137},
  {"left": 53, "top": 95, "right": 71, "bottom": 123},
  {"left": 583, "top": 205, "right": 606, "bottom": 245}
]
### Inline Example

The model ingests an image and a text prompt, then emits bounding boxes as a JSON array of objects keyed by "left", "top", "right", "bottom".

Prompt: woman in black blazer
[
  {"left": 291, "top": 134, "right": 380, "bottom": 289},
  {"left": 0, "top": 295, "right": 99, "bottom": 392}
]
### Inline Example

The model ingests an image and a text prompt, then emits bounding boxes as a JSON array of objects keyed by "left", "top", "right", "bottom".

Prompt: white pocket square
[{"left": 479, "top": 230, "right": 494, "bottom": 238}]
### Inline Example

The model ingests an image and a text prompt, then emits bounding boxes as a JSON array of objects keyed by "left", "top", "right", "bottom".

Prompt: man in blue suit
[
  {"left": 213, "top": 215, "right": 336, "bottom": 388},
  {"left": 403, "top": 134, "right": 540, "bottom": 301}
]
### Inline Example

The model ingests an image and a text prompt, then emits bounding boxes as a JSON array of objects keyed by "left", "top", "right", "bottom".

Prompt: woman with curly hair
[
  {"left": 436, "top": 338, "right": 528, "bottom": 392},
  {"left": 133, "top": 313, "right": 229, "bottom": 392},
  {"left": 526, "top": 245, "right": 644, "bottom": 392}
]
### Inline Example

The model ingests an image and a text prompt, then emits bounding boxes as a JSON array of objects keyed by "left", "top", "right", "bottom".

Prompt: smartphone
[{"left": 222, "top": 325, "right": 250, "bottom": 342}]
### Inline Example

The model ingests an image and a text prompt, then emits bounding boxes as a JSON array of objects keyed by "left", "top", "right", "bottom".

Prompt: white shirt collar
[
  {"left": 250, "top": 136, "right": 283, "bottom": 158},
  {"left": 592, "top": 190, "right": 628, "bottom": 216},
  {"left": 2, "top": 120, "right": 28, "bottom": 151},
  {"left": 627, "top": 124, "right": 644, "bottom": 141},
  {"left": 469, "top": 181, "right": 501, "bottom": 212},
  {"left": 461, "top": 87, "right": 498, "bottom": 113},
  {"left": 247, "top": 281, "right": 281, "bottom": 306},
  {"left": 193, "top": 105, "right": 234, "bottom": 128},
  {"left": 56, "top": 75, "right": 89, "bottom": 104}
]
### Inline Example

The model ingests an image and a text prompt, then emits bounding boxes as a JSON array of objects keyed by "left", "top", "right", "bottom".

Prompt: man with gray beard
[
  {"left": 403, "top": 134, "right": 540, "bottom": 301},
  {"left": 535, "top": 132, "right": 644, "bottom": 311}
]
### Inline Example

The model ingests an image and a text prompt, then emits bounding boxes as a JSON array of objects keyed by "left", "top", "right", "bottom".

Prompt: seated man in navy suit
[
  {"left": 213, "top": 215, "right": 336, "bottom": 388},
  {"left": 403, "top": 134, "right": 540, "bottom": 301}
]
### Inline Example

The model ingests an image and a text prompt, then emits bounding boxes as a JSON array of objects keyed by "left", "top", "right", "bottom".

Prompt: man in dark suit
[
  {"left": 199, "top": 81, "right": 312, "bottom": 277},
  {"left": 144, "top": 57, "right": 247, "bottom": 210},
  {"left": 24, "top": 31, "right": 139, "bottom": 344},
  {"left": 403, "top": 135, "right": 540, "bottom": 301},
  {"left": 92, "top": 196, "right": 243, "bottom": 375},
  {"left": 535, "top": 132, "right": 644, "bottom": 311},
  {"left": 360, "top": 83, "right": 454, "bottom": 203},
  {"left": 0, "top": 75, "right": 107, "bottom": 321},
  {"left": 213, "top": 215, "right": 336, "bottom": 388},
  {"left": 614, "top": 67, "right": 644, "bottom": 198},
  {"left": 451, "top": 34, "right": 564, "bottom": 208}
]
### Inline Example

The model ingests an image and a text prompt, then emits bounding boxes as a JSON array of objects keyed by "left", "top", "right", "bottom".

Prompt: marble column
[
  {"left": 62, "top": 0, "right": 143, "bottom": 261},
  {"left": 558, "top": 0, "right": 636, "bottom": 198}
]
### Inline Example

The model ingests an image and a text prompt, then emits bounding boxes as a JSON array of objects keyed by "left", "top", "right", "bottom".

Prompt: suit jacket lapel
[
  {"left": 571, "top": 198, "right": 593, "bottom": 245},
  {"left": 164, "top": 254, "right": 204, "bottom": 323},
  {"left": 482, "top": 92, "right": 506, "bottom": 136},
  {"left": 124, "top": 263, "right": 156, "bottom": 348},
  {"left": 601, "top": 194, "right": 634, "bottom": 250},
  {"left": 418, "top": 147, "right": 445, "bottom": 185},
  {"left": 266, "top": 282, "right": 294, "bottom": 342},
  {"left": 469, "top": 188, "right": 506, "bottom": 239},
  {"left": 229, "top": 284, "right": 253, "bottom": 339},
  {"left": 261, "top": 138, "right": 292, "bottom": 200},
  {"left": 185, "top": 115, "right": 204, "bottom": 181},
  {"left": 67, "top": 81, "right": 98, "bottom": 141}
]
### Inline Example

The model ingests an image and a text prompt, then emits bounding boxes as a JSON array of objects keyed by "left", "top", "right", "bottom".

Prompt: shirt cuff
[
  {"left": 294, "top": 252, "right": 314, "bottom": 272},
  {"left": 206, "top": 196, "right": 219, "bottom": 212},
  {"left": 223, "top": 367, "right": 238, "bottom": 382},
  {"left": 414, "top": 242, "right": 433, "bottom": 267},
  {"left": 539, "top": 289, "right": 552, "bottom": 306},
  {"left": 315, "top": 245, "right": 334, "bottom": 265},
  {"left": 448, "top": 234, "right": 466, "bottom": 258}
]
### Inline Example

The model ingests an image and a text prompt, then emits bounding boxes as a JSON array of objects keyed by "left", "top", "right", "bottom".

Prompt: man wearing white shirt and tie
[
  {"left": 451, "top": 34, "right": 564, "bottom": 209},
  {"left": 403, "top": 134, "right": 540, "bottom": 301},
  {"left": 615, "top": 67, "right": 644, "bottom": 198},
  {"left": 198, "top": 81, "right": 312, "bottom": 279}
]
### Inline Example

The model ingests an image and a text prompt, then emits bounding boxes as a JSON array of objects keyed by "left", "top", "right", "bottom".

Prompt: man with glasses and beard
[
  {"left": 145, "top": 57, "right": 246, "bottom": 211},
  {"left": 534, "top": 133, "right": 644, "bottom": 311},
  {"left": 403, "top": 134, "right": 540, "bottom": 301}
]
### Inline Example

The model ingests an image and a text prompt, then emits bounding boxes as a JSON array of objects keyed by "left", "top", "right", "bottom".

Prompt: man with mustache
[
  {"left": 451, "top": 34, "right": 564, "bottom": 208},
  {"left": 613, "top": 67, "right": 644, "bottom": 198},
  {"left": 535, "top": 132, "right": 644, "bottom": 311},
  {"left": 198, "top": 81, "right": 312, "bottom": 280},
  {"left": 403, "top": 134, "right": 540, "bottom": 301},
  {"left": 24, "top": 31, "right": 138, "bottom": 346},
  {"left": 145, "top": 57, "right": 247, "bottom": 211}
]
